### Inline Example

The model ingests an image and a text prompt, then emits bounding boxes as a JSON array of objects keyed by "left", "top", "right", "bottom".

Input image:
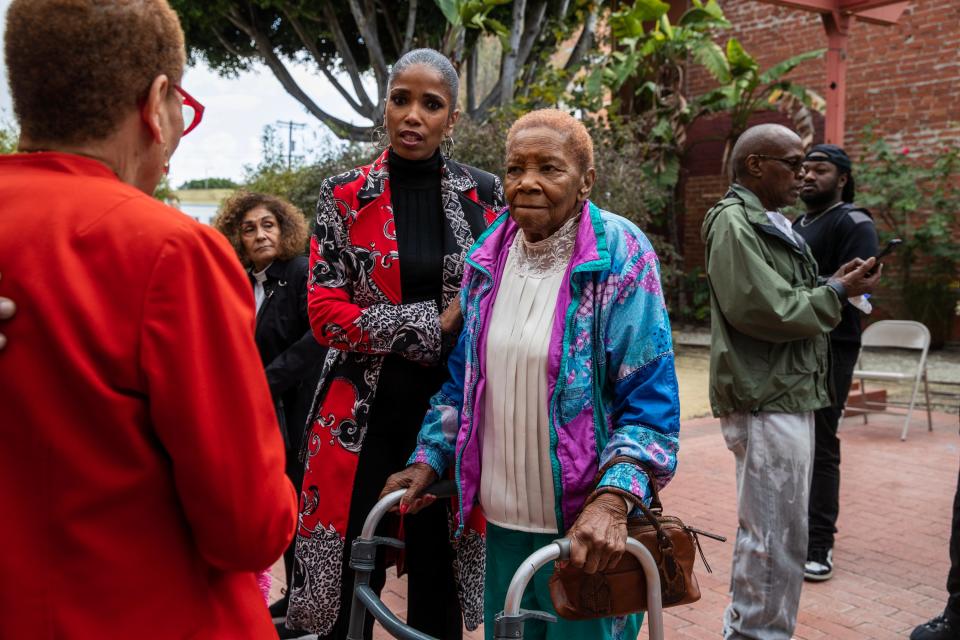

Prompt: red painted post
[
  {"left": 753, "top": 0, "right": 906, "bottom": 144},
  {"left": 822, "top": 10, "right": 851, "bottom": 145}
]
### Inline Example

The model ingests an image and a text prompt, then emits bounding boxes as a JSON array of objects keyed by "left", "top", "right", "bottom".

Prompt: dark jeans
[
  {"left": 947, "top": 457, "right": 960, "bottom": 625},
  {"left": 807, "top": 340, "right": 860, "bottom": 550}
]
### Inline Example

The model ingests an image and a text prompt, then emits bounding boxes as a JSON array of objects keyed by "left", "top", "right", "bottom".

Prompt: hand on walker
[
  {"left": 562, "top": 493, "right": 629, "bottom": 574},
  {"left": 380, "top": 463, "right": 439, "bottom": 514}
]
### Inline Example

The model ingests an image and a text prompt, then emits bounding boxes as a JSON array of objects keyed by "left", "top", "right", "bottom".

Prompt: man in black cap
[{"left": 794, "top": 144, "right": 879, "bottom": 582}]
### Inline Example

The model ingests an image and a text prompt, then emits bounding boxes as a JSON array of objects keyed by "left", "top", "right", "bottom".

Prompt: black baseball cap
[{"left": 805, "top": 144, "right": 852, "bottom": 173}]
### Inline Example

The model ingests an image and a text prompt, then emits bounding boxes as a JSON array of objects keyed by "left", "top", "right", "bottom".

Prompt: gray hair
[{"left": 388, "top": 48, "right": 459, "bottom": 108}]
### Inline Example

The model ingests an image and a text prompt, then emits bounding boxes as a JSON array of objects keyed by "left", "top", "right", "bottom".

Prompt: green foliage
[
  {"left": 692, "top": 41, "right": 730, "bottom": 86},
  {"left": 598, "top": 0, "right": 730, "bottom": 99},
  {"left": 699, "top": 44, "right": 825, "bottom": 163},
  {"left": 580, "top": 0, "right": 823, "bottom": 174},
  {"left": 435, "top": 0, "right": 511, "bottom": 49},
  {"left": 587, "top": 117, "right": 672, "bottom": 230},
  {"left": 585, "top": 116, "right": 681, "bottom": 293},
  {"left": 563, "top": 0, "right": 735, "bottom": 317},
  {"left": 178, "top": 177, "right": 239, "bottom": 190},
  {"left": 675, "top": 267, "right": 711, "bottom": 324},
  {"left": 153, "top": 174, "right": 175, "bottom": 203},
  {"left": 854, "top": 127, "right": 960, "bottom": 345},
  {"left": 171, "top": 0, "right": 589, "bottom": 137},
  {"left": 450, "top": 112, "right": 512, "bottom": 177},
  {"left": 0, "top": 112, "right": 19, "bottom": 154},
  {"left": 556, "top": 0, "right": 825, "bottom": 321},
  {"left": 242, "top": 125, "right": 374, "bottom": 216},
  {"left": 613, "top": 0, "right": 672, "bottom": 33}
]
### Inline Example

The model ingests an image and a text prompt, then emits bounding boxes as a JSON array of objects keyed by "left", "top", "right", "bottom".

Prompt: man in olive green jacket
[{"left": 701, "top": 124, "right": 881, "bottom": 640}]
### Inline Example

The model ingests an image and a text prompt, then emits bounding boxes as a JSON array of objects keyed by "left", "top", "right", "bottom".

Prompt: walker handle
[
  {"left": 493, "top": 537, "right": 666, "bottom": 640},
  {"left": 346, "top": 478, "right": 459, "bottom": 640},
  {"left": 421, "top": 479, "right": 457, "bottom": 499}
]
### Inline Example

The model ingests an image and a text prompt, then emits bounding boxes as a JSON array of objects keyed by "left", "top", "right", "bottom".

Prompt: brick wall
[
  {"left": 679, "top": 0, "right": 960, "bottom": 263},
  {"left": 681, "top": 174, "right": 729, "bottom": 271},
  {"left": 687, "top": 0, "right": 960, "bottom": 153}
]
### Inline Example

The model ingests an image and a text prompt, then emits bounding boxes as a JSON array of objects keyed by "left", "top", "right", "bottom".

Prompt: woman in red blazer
[{"left": 0, "top": 2, "right": 296, "bottom": 638}]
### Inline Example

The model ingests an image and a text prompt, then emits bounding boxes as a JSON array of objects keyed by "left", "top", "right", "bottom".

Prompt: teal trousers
[{"left": 483, "top": 523, "right": 642, "bottom": 640}]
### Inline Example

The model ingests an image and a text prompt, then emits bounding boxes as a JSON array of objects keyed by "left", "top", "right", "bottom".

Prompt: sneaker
[
  {"left": 803, "top": 547, "right": 833, "bottom": 582},
  {"left": 910, "top": 613, "right": 960, "bottom": 640}
]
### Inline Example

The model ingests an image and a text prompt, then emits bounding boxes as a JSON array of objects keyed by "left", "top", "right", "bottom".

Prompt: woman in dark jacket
[
  {"left": 213, "top": 191, "right": 326, "bottom": 620},
  {"left": 286, "top": 49, "right": 504, "bottom": 640}
]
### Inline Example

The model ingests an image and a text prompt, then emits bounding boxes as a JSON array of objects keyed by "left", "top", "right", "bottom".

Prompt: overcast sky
[{"left": 0, "top": 0, "right": 373, "bottom": 188}]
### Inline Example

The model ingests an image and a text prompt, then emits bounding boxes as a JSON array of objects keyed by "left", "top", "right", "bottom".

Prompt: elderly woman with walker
[{"left": 383, "top": 108, "right": 682, "bottom": 640}]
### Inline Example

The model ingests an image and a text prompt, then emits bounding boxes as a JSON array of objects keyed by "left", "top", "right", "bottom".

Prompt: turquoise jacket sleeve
[
  {"left": 408, "top": 329, "right": 468, "bottom": 476},
  {"left": 596, "top": 243, "right": 681, "bottom": 508}
]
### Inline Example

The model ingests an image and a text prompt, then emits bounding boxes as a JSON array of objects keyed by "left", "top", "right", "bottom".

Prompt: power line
[{"left": 275, "top": 120, "right": 307, "bottom": 169}]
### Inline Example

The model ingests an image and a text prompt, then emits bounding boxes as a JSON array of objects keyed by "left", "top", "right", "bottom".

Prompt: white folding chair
[{"left": 849, "top": 320, "right": 932, "bottom": 441}]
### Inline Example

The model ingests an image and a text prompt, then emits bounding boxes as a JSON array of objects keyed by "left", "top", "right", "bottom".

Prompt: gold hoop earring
[
  {"left": 441, "top": 135, "right": 456, "bottom": 158},
  {"left": 372, "top": 125, "right": 389, "bottom": 149}
]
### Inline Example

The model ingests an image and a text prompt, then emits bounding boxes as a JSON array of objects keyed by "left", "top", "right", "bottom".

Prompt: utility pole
[{"left": 275, "top": 120, "right": 306, "bottom": 170}]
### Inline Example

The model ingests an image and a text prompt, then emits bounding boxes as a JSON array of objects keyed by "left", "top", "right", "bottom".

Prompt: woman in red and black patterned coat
[{"left": 285, "top": 49, "right": 503, "bottom": 640}]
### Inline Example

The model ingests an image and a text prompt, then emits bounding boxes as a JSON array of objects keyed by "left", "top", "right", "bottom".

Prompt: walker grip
[
  {"left": 493, "top": 609, "right": 557, "bottom": 639},
  {"left": 554, "top": 538, "right": 572, "bottom": 562},
  {"left": 422, "top": 479, "right": 457, "bottom": 499}
]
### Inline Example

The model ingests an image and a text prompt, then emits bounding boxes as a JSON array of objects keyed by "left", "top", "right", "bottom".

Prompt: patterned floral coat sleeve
[{"left": 309, "top": 175, "right": 441, "bottom": 365}]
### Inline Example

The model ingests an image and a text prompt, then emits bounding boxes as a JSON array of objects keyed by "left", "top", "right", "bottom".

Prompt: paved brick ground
[{"left": 355, "top": 409, "right": 960, "bottom": 639}]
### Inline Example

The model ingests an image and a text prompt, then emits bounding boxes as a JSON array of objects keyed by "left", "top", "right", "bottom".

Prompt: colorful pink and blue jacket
[{"left": 410, "top": 200, "right": 681, "bottom": 534}]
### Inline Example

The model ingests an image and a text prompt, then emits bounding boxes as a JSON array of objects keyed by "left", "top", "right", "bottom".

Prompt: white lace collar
[{"left": 509, "top": 214, "right": 580, "bottom": 278}]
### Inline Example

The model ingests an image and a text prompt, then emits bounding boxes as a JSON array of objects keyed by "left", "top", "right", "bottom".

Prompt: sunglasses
[
  {"left": 753, "top": 154, "right": 805, "bottom": 174},
  {"left": 174, "top": 85, "right": 204, "bottom": 136}
]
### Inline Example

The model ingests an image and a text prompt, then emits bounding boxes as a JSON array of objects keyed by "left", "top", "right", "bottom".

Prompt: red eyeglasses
[{"left": 174, "top": 85, "right": 204, "bottom": 136}]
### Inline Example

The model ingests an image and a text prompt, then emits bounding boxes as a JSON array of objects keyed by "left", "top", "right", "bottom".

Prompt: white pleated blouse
[{"left": 479, "top": 215, "right": 579, "bottom": 534}]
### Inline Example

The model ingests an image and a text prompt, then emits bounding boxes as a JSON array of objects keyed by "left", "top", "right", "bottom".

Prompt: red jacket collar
[{"left": 0, "top": 151, "right": 118, "bottom": 181}]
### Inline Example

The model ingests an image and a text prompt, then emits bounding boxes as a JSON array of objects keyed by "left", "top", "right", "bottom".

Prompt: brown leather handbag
[{"left": 548, "top": 464, "right": 725, "bottom": 619}]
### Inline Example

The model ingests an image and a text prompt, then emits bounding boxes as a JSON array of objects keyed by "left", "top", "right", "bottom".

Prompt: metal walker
[{"left": 346, "top": 482, "right": 665, "bottom": 640}]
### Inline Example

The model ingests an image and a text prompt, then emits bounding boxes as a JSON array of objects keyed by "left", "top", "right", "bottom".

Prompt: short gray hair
[{"left": 388, "top": 48, "right": 459, "bottom": 107}]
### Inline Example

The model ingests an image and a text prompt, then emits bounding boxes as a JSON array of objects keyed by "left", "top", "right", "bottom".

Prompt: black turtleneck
[
  {"left": 371, "top": 149, "right": 449, "bottom": 456},
  {"left": 388, "top": 148, "right": 444, "bottom": 306}
]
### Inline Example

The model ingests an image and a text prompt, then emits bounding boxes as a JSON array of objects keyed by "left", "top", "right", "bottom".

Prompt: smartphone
[
  {"left": 869, "top": 238, "right": 902, "bottom": 274},
  {"left": 875, "top": 238, "right": 902, "bottom": 261}
]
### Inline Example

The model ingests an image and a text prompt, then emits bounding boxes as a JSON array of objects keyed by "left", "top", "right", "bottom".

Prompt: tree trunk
[
  {"left": 669, "top": 174, "right": 686, "bottom": 315},
  {"left": 467, "top": 46, "right": 479, "bottom": 113},
  {"left": 402, "top": 0, "right": 418, "bottom": 53},
  {"left": 516, "top": 0, "right": 548, "bottom": 71},
  {"left": 499, "top": 0, "right": 527, "bottom": 107},
  {"left": 225, "top": 8, "right": 374, "bottom": 140},
  {"left": 565, "top": 10, "right": 597, "bottom": 71}
]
